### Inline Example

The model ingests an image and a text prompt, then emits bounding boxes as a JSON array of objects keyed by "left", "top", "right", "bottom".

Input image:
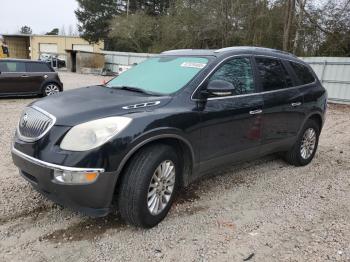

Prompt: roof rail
[
  {"left": 215, "top": 46, "right": 297, "bottom": 58},
  {"left": 161, "top": 49, "right": 193, "bottom": 54}
]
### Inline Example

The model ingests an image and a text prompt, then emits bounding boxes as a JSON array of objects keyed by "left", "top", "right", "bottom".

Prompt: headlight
[{"left": 60, "top": 117, "right": 132, "bottom": 151}]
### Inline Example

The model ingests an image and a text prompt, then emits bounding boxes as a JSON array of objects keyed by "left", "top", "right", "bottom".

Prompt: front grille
[{"left": 18, "top": 106, "right": 55, "bottom": 142}]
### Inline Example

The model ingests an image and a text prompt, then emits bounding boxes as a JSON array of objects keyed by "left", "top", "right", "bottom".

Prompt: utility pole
[{"left": 127, "top": 0, "right": 130, "bottom": 17}]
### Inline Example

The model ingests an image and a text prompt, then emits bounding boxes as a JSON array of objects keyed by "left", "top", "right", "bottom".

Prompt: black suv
[
  {"left": 0, "top": 59, "right": 63, "bottom": 97},
  {"left": 11, "top": 47, "right": 327, "bottom": 228}
]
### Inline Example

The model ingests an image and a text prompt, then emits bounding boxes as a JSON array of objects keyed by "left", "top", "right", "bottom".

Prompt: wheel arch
[
  {"left": 308, "top": 113, "right": 323, "bottom": 130},
  {"left": 40, "top": 80, "right": 63, "bottom": 93},
  {"left": 116, "top": 134, "right": 195, "bottom": 189},
  {"left": 298, "top": 112, "right": 324, "bottom": 135}
]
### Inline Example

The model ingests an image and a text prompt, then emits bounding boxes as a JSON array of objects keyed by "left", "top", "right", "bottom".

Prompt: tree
[
  {"left": 77, "top": 0, "right": 350, "bottom": 56},
  {"left": 283, "top": 0, "right": 296, "bottom": 51},
  {"left": 123, "top": 0, "right": 173, "bottom": 16},
  {"left": 308, "top": 0, "right": 350, "bottom": 56},
  {"left": 110, "top": 12, "right": 157, "bottom": 52},
  {"left": 19, "top": 25, "right": 32, "bottom": 34},
  {"left": 46, "top": 28, "right": 59, "bottom": 35},
  {"left": 75, "top": 0, "right": 120, "bottom": 44},
  {"left": 68, "top": 25, "right": 75, "bottom": 36},
  {"left": 60, "top": 25, "right": 66, "bottom": 36}
]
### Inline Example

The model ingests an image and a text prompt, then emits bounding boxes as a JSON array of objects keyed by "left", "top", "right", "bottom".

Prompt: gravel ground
[{"left": 0, "top": 72, "right": 349, "bottom": 261}]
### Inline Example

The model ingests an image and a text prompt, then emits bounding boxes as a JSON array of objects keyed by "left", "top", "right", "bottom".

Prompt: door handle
[
  {"left": 21, "top": 75, "right": 29, "bottom": 78},
  {"left": 249, "top": 109, "right": 262, "bottom": 115},
  {"left": 291, "top": 102, "right": 302, "bottom": 107}
]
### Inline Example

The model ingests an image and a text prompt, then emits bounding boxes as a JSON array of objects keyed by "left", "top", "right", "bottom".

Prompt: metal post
[
  {"left": 320, "top": 60, "right": 327, "bottom": 84},
  {"left": 127, "top": 0, "right": 130, "bottom": 17}
]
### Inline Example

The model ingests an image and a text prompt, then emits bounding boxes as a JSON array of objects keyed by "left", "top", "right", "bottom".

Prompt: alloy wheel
[
  {"left": 45, "top": 84, "right": 60, "bottom": 96},
  {"left": 147, "top": 160, "right": 176, "bottom": 215},
  {"left": 300, "top": 128, "right": 316, "bottom": 159}
]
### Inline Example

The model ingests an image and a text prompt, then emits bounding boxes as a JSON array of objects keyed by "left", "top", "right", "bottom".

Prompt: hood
[{"left": 32, "top": 85, "right": 171, "bottom": 126}]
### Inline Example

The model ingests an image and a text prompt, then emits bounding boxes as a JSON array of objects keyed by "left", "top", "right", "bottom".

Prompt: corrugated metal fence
[
  {"left": 103, "top": 51, "right": 350, "bottom": 103},
  {"left": 301, "top": 57, "right": 350, "bottom": 103},
  {"left": 103, "top": 51, "right": 155, "bottom": 72}
]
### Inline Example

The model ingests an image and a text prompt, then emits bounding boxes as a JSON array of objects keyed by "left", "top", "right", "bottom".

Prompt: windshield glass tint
[{"left": 107, "top": 56, "right": 208, "bottom": 94}]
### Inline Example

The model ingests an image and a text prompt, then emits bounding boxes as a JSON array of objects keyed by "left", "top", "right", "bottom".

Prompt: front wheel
[
  {"left": 118, "top": 144, "right": 180, "bottom": 228},
  {"left": 284, "top": 119, "right": 320, "bottom": 166}
]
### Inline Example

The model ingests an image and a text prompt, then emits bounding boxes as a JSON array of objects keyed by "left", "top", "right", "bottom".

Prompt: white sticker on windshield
[{"left": 181, "top": 62, "right": 207, "bottom": 69}]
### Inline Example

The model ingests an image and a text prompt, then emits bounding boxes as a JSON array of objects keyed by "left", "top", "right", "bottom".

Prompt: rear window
[
  {"left": 255, "top": 57, "right": 292, "bottom": 91},
  {"left": 289, "top": 62, "right": 315, "bottom": 85},
  {"left": 26, "top": 62, "right": 52, "bottom": 72},
  {"left": 0, "top": 61, "right": 25, "bottom": 72}
]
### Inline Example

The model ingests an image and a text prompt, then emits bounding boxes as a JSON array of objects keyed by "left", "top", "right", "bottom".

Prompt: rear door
[
  {"left": 254, "top": 56, "right": 304, "bottom": 152},
  {"left": 25, "top": 62, "right": 53, "bottom": 93},
  {"left": 198, "top": 56, "right": 264, "bottom": 171},
  {"left": 287, "top": 61, "right": 319, "bottom": 118},
  {"left": 0, "top": 61, "right": 29, "bottom": 94}
]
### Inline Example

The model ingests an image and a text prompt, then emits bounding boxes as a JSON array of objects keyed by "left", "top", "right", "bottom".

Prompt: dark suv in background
[
  {"left": 12, "top": 47, "right": 327, "bottom": 228},
  {"left": 0, "top": 59, "right": 63, "bottom": 97}
]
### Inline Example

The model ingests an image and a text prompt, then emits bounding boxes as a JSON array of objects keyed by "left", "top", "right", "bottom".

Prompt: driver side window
[{"left": 209, "top": 57, "right": 255, "bottom": 96}]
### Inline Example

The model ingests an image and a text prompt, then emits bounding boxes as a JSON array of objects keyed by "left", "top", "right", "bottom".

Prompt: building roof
[
  {"left": 0, "top": 58, "right": 47, "bottom": 63},
  {"left": 1, "top": 34, "right": 83, "bottom": 38}
]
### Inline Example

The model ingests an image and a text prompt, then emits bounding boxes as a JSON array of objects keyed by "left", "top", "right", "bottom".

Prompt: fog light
[{"left": 53, "top": 170, "right": 99, "bottom": 184}]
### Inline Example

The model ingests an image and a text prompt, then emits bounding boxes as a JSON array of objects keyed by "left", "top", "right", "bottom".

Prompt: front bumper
[{"left": 11, "top": 147, "right": 117, "bottom": 217}]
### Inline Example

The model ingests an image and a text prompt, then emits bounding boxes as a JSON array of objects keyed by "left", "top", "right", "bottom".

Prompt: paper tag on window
[{"left": 181, "top": 62, "right": 207, "bottom": 69}]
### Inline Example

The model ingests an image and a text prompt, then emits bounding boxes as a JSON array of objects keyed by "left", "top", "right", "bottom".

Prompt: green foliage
[
  {"left": 46, "top": 28, "right": 59, "bottom": 35},
  {"left": 19, "top": 25, "right": 32, "bottom": 35},
  {"left": 75, "top": 0, "right": 120, "bottom": 43},
  {"left": 76, "top": 0, "right": 350, "bottom": 56},
  {"left": 110, "top": 12, "right": 157, "bottom": 52}
]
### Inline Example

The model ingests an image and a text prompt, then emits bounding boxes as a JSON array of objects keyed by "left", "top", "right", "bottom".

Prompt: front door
[
  {"left": 197, "top": 56, "right": 264, "bottom": 171},
  {"left": 0, "top": 61, "right": 31, "bottom": 94}
]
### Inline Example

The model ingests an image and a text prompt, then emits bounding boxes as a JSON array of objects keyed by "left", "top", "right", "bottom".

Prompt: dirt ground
[{"left": 0, "top": 72, "right": 349, "bottom": 262}]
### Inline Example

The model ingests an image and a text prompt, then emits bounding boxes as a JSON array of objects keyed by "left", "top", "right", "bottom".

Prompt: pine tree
[
  {"left": 19, "top": 25, "right": 32, "bottom": 34},
  {"left": 75, "top": 0, "right": 120, "bottom": 43}
]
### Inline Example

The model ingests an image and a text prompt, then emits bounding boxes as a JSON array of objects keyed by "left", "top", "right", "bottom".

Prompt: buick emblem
[{"left": 21, "top": 113, "right": 29, "bottom": 127}]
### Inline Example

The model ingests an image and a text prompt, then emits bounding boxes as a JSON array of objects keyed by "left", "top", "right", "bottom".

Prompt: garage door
[
  {"left": 39, "top": 43, "right": 58, "bottom": 54},
  {"left": 73, "top": 44, "right": 93, "bottom": 52}
]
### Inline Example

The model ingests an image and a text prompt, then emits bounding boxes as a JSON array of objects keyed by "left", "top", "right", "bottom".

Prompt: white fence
[
  {"left": 301, "top": 57, "right": 350, "bottom": 103},
  {"left": 102, "top": 51, "right": 350, "bottom": 103}
]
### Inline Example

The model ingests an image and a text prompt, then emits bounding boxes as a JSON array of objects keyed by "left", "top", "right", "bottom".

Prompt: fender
[
  {"left": 116, "top": 127, "right": 196, "bottom": 176},
  {"left": 297, "top": 111, "right": 324, "bottom": 137}
]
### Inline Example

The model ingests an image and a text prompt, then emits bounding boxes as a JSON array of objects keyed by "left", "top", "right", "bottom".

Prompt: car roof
[
  {"left": 0, "top": 58, "right": 46, "bottom": 63},
  {"left": 160, "top": 46, "right": 302, "bottom": 63}
]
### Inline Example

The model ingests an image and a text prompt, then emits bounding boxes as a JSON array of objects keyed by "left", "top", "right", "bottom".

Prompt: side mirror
[{"left": 205, "top": 80, "right": 235, "bottom": 97}]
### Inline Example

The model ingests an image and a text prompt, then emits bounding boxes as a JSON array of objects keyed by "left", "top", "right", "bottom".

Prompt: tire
[
  {"left": 284, "top": 119, "right": 320, "bottom": 166},
  {"left": 118, "top": 144, "right": 180, "bottom": 228},
  {"left": 42, "top": 83, "right": 60, "bottom": 96}
]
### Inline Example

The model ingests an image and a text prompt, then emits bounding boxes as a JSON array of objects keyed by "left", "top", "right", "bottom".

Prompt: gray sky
[{"left": 0, "top": 0, "right": 79, "bottom": 34}]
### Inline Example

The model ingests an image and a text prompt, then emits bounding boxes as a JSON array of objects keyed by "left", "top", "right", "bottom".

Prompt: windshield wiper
[{"left": 111, "top": 85, "right": 161, "bottom": 96}]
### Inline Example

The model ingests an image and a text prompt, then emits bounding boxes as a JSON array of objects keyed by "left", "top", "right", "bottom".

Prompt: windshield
[{"left": 106, "top": 56, "right": 209, "bottom": 95}]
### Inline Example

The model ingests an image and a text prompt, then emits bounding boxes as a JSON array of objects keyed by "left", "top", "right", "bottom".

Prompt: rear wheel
[
  {"left": 118, "top": 144, "right": 180, "bottom": 228},
  {"left": 43, "top": 83, "right": 60, "bottom": 96},
  {"left": 284, "top": 119, "right": 320, "bottom": 166}
]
